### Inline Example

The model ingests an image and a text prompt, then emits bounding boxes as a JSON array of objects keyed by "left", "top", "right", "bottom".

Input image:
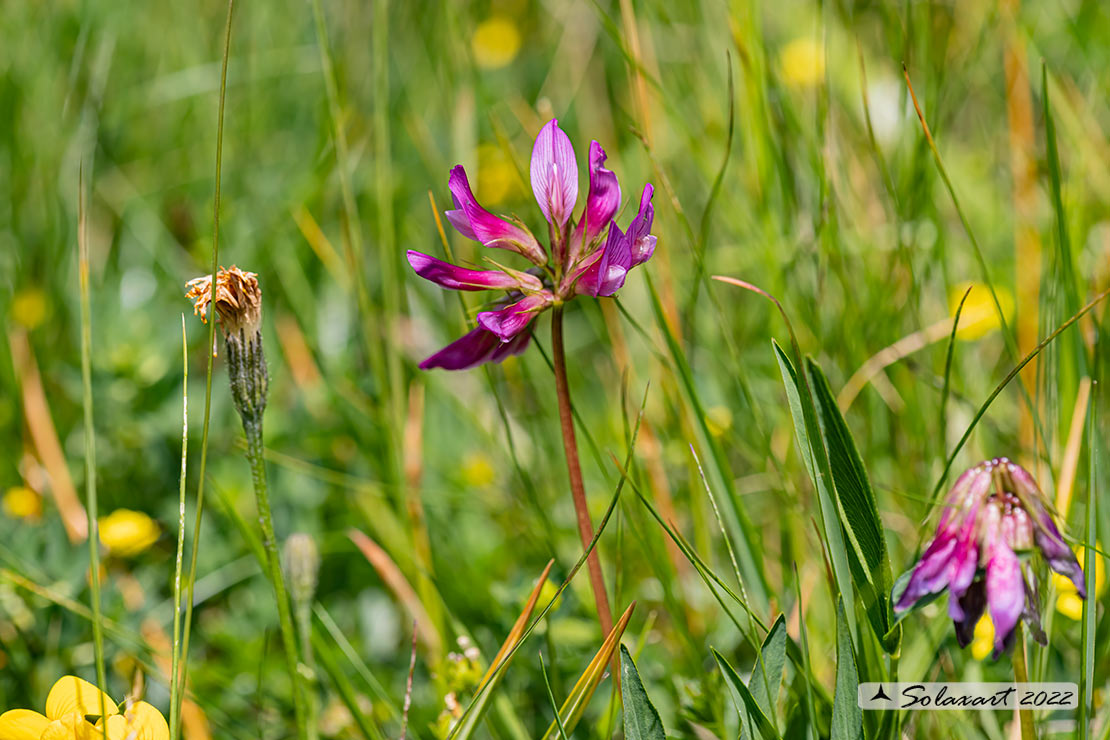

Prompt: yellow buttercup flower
[
  {"left": 471, "top": 16, "right": 521, "bottom": 70},
  {"left": 948, "top": 281, "right": 1015, "bottom": 341},
  {"left": 3, "top": 486, "right": 43, "bottom": 521},
  {"left": 461, "top": 451, "right": 496, "bottom": 488},
  {"left": 12, "top": 288, "right": 49, "bottom": 330},
  {"left": 969, "top": 614, "right": 994, "bottom": 661},
  {"left": 477, "top": 145, "right": 521, "bottom": 206},
  {"left": 0, "top": 675, "right": 168, "bottom": 740},
  {"left": 1054, "top": 544, "right": 1104, "bottom": 621},
  {"left": 779, "top": 38, "right": 825, "bottom": 88},
  {"left": 99, "top": 509, "right": 160, "bottom": 557}
]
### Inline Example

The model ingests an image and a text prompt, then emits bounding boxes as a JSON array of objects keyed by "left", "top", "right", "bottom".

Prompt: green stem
[
  {"left": 173, "top": 1, "right": 234, "bottom": 735},
  {"left": 1013, "top": 623, "right": 1036, "bottom": 740},
  {"left": 169, "top": 317, "right": 189, "bottom": 737},
  {"left": 245, "top": 419, "right": 309, "bottom": 740},
  {"left": 78, "top": 169, "right": 109, "bottom": 738},
  {"left": 550, "top": 306, "right": 613, "bottom": 638}
]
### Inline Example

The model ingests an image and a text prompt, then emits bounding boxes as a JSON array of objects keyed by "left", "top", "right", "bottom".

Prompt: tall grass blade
[
  {"left": 174, "top": 2, "right": 235, "bottom": 735},
  {"left": 540, "top": 603, "right": 636, "bottom": 740},
  {"left": 77, "top": 167, "right": 109, "bottom": 737},
  {"left": 452, "top": 560, "right": 554, "bottom": 740}
]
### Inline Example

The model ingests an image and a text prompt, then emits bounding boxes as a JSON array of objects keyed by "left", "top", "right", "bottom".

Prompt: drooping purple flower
[
  {"left": 410, "top": 118, "right": 657, "bottom": 371},
  {"left": 895, "top": 457, "right": 1085, "bottom": 658}
]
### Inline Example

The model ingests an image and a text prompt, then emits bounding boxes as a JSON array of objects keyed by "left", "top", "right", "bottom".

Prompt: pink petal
[
  {"left": 447, "top": 166, "right": 546, "bottom": 265},
  {"left": 407, "top": 251, "right": 540, "bottom": 292},
  {"left": 572, "top": 141, "right": 621, "bottom": 251},
  {"left": 530, "top": 119, "right": 578, "bottom": 228},
  {"left": 477, "top": 293, "right": 553, "bottom": 341}
]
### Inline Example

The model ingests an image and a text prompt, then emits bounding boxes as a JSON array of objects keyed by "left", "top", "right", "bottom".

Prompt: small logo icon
[{"left": 870, "top": 685, "right": 892, "bottom": 702}]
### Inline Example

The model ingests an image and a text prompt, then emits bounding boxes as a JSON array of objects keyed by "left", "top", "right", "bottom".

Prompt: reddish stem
[{"left": 551, "top": 305, "right": 614, "bottom": 638}]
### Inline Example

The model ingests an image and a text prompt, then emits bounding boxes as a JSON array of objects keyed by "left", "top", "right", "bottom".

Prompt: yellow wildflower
[
  {"left": 0, "top": 675, "right": 168, "bottom": 740},
  {"left": 706, "top": 405, "right": 733, "bottom": 437},
  {"left": 477, "top": 145, "right": 520, "bottom": 206},
  {"left": 948, "top": 281, "right": 1015, "bottom": 341},
  {"left": 12, "top": 288, "right": 49, "bottom": 330},
  {"left": 3, "top": 486, "right": 42, "bottom": 521},
  {"left": 461, "top": 452, "right": 496, "bottom": 488},
  {"left": 779, "top": 38, "right": 825, "bottom": 88},
  {"left": 969, "top": 614, "right": 994, "bottom": 661},
  {"left": 1054, "top": 544, "right": 1104, "bottom": 620},
  {"left": 99, "top": 509, "right": 160, "bottom": 557},
  {"left": 471, "top": 16, "right": 521, "bottom": 70}
]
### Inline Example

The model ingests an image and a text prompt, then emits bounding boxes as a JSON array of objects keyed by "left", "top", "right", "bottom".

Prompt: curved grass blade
[
  {"left": 452, "top": 560, "right": 555, "bottom": 740},
  {"left": 540, "top": 603, "right": 636, "bottom": 740}
]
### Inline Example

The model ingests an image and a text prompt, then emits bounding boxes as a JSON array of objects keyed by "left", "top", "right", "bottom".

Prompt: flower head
[
  {"left": 0, "top": 675, "right": 169, "bottom": 740},
  {"left": 411, "top": 119, "right": 656, "bottom": 370},
  {"left": 895, "top": 458, "right": 1084, "bottom": 658},
  {"left": 185, "top": 265, "right": 262, "bottom": 336},
  {"left": 99, "top": 508, "right": 160, "bottom": 557}
]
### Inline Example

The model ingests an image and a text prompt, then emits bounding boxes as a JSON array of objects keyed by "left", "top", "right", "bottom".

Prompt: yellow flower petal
[
  {"left": 99, "top": 509, "right": 160, "bottom": 557},
  {"left": 0, "top": 708, "right": 51, "bottom": 740},
  {"left": 1057, "top": 592, "right": 1085, "bottom": 621},
  {"left": 124, "top": 701, "right": 170, "bottom": 740},
  {"left": 779, "top": 38, "right": 825, "bottom": 88},
  {"left": 39, "top": 712, "right": 92, "bottom": 740},
  {"left": 471, "top": 16, "right": 521, "bottom": 70},
  {"left": 2, "top": 486, "right": 42, "bottom": 521},
  {"left": 12, "top": 288, "right": 48, "bottom": 330},
  {"left": 45, "top": 676, "right": 118, "bottom": 721},
  {"left": 969, "top": 614, "right": 994, "bottom": 661}
]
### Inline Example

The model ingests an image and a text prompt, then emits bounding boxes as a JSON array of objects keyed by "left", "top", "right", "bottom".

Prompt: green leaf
[
  {"left": 773, "top": 340, "right": 856, "bottom": 637},
  {"left": 749, "top": 614, "right": 787, "bottom": 721},
  {"left": 713, "top": 648, "right": 782, "bottom": 740},
  {"left": 620, "top": 645, "right": 666, "bottom": 740},
  {"left": 832, "top": 598, "right": 862, "bottom": 740},
  {"left": 806, "top": 356, "right": 900, "bottom": 653}
]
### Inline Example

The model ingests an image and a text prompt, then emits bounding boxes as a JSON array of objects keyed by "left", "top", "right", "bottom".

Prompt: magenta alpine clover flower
[
  {"left": 409, "top": 119, "right": 656, "bottom": 370},
  {"left": 895, "top": 457, "right": 1085, "bottom": 657}
]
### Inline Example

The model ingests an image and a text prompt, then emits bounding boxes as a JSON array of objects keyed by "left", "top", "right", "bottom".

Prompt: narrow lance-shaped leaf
[
  {"left": 713, "top": 648, "right": 781, "bottom": 740},
  {"left": 620, "top": 644, "right": 666, "bottom": 740},
  {"left": 773, "top": 341, "right": 856, "bottom": 637},
  {"left": 832, "top": 598, "right": 862, "bottom": 740},
  {"left": 806, "top": 357, "right": 899, "bottom": 653}
]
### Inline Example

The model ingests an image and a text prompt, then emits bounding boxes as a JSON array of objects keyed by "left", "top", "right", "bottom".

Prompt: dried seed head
[{"left": 185, "top": 265, "right": 262, "bottom": 337}]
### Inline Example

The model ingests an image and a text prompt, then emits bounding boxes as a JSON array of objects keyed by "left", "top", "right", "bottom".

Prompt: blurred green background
[{"left": 2, "top": 0, "right": 1109, "bottom": 737}]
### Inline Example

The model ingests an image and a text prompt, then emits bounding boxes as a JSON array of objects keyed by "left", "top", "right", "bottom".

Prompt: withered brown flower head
[{"left": 185, "top": 265, "right": 262, "bottom": 336}]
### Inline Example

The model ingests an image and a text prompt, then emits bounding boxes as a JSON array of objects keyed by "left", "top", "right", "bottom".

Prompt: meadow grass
[{"left": 1, "top": 1, "right": 1109, "bottom": 738}]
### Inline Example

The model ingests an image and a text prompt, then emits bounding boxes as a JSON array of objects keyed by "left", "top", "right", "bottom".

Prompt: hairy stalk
[
  {"left": 78, "top": 169, "right": 109, "bottom": 738},
  {"left": 230, "top": 326, "right": 309, "bottom": 739},
  {"left": 551, "top": 306, "right": 613, "bottom": 637}
]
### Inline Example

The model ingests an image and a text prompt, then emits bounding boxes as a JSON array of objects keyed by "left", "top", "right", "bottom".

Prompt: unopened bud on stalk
[
  {"left": 186, "top": 266, "right": 269, "bottom": 427},
  {"left": 284, "top": 532, "right": 321, "bottom": 609}
]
